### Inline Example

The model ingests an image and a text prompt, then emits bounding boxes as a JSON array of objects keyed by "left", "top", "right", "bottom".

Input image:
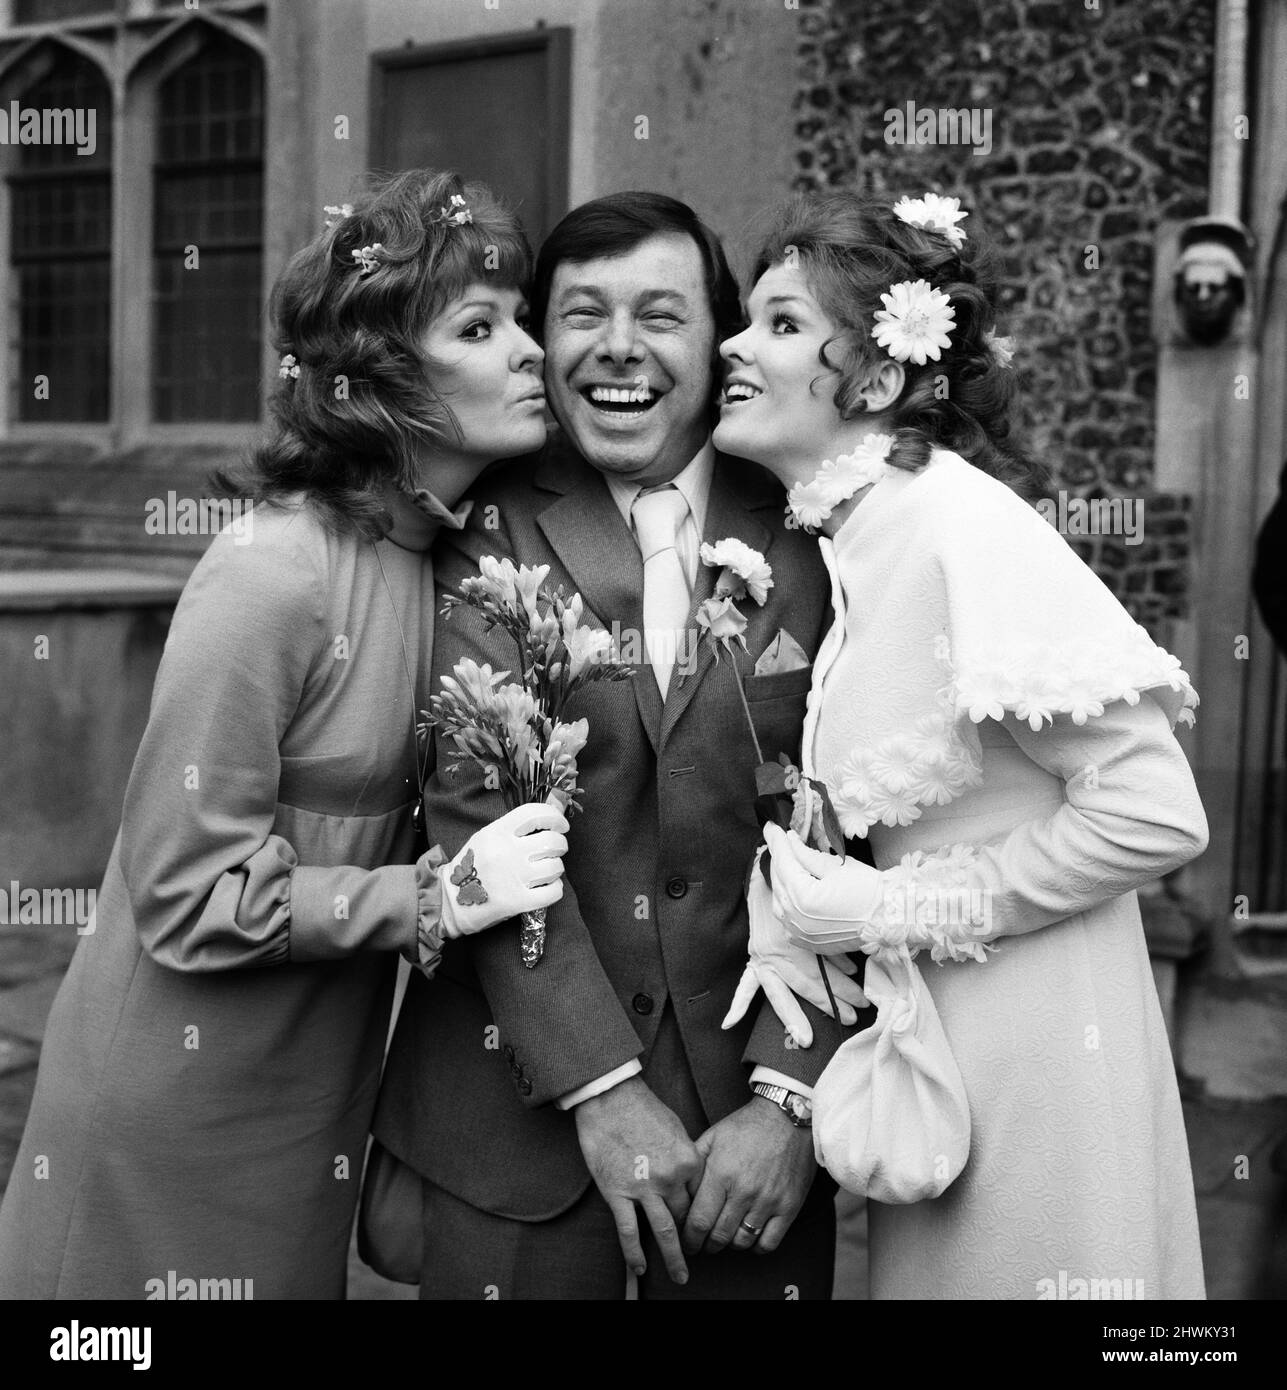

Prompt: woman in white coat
[{"left": 716, "top": 190, "right": 1208, "bottom": 1300}]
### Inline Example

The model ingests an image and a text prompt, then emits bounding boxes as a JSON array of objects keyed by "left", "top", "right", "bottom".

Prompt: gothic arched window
[
  {"left": 152, "top": 32, "right": 263, "bottom": 422},
  {"left": 8, "top": 50, "right": 112, "bottom": 422}
]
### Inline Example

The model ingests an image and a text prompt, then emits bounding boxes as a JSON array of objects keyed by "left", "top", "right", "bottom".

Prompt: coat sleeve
[
  {"left": 119, "top": 522, "right": 426, "bottom": 973},
  {"left": 867, "top": 694, "right": 1208, "bottom": 962},
  {"left": 820, "top": 458, "right": 1206, "bottom": 963},
  {"left": 422, "top": 509, "right": 645, "bottom": 1106}
]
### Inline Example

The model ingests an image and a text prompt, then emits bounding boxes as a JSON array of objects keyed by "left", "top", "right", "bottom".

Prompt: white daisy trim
[
  {"left": 830, "top": 694, "right": 984, "bottom": 839},
  {"left": 874, "top": 845, "right": 990, "bottom": 964},
  {"left": 786, "top": 433, "right": 896, "bottom": 532},
  {"left": 952, "top": 634, "right": 1199, "bottom": 732},
  {"left": 827, "top": 632, "right": 1197, "bottom": 840}
]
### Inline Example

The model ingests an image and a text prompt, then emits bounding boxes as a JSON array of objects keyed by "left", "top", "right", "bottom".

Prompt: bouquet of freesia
[{"left": 421, "top": 556, "right": 635, "bottom": 967}]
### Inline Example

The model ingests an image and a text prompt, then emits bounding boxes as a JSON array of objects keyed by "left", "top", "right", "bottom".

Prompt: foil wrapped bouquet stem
[{"left": 421, "top": 556, "right": 636, "bottom": 967}]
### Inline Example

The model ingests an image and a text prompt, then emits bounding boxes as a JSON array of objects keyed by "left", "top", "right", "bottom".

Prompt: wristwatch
[{"left": 751, "top": 1081, "right": 813, "bottom": 1128}]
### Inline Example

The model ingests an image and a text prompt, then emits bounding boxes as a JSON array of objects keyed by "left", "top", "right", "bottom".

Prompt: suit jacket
[{"left": 372, "top": 431, "right": 855, "bottom": 1220}]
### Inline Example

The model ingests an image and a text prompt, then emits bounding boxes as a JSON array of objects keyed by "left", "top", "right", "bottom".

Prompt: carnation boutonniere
[
  {"left": 695, "top": 538, "right": 774, "bottom": 665},
  {"left": 694, "top": 538, "right": 795, "bottom": 833},
  {"left": 695, "top": 540, "right": 847, "bottom": 873}
]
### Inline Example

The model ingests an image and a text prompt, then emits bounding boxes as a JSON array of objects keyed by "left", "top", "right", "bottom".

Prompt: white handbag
[{"left": 812, "top": 949, "right": 971, "bottom": 1204}]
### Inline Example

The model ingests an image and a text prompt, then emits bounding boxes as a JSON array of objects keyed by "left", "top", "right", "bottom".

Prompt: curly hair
[
  {"left": 748, "top": 192, "right": 1047, "bottom": 500},
  {"left": 214, "top": 168, "right": 532, "bottom": 538}
]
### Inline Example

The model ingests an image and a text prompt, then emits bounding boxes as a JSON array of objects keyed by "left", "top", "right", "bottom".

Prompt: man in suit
[{"left": 370, "top": 192, "right": 863, "bottom": 1299}]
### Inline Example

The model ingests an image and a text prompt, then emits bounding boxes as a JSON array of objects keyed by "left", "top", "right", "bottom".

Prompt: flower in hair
[
  {"left": 323, "top": 203, "right": 353, "bottom": 229},
  {"left": 278, "top": 353, "right": 301, "bottom": 380},
  {"left": 984, "top": 329, "right": 1015, "bottom": 367},
  {"left": 352, "top": 243, "right": 384, "bottom": 275},
  {"left": 434, "top": 194, "right": 473, "bottom": 227},
  {"left": 871, "top": 279, "right": 955, "bottom": 365},
  {"left": 892, "top": 193, "right": 968, "bottom": 250}
]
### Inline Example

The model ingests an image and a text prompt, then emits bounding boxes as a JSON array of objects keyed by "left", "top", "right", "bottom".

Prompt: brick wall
[{"left": 792, "top": 0, "right": 1217, "bottom": 626}]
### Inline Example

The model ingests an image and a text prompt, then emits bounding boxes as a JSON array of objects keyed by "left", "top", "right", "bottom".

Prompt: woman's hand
[
  {"left": 722, "top": 847, "right": 867, "bottom": 1047},
  {"left": 432, "top": 803, "right": 569, "bottom": 938},
  {"left": 764, "top": 823, "right": 885, "bottom": 953}
]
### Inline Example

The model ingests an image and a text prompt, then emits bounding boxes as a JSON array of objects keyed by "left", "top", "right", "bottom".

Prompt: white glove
[
  {"left": 722, "top": 848, "right": 868, "bottom": 1048},
  {"left": 433, "top": 803, "right": 569, "bottom": 938},
  {"left": 764, "top": 822, "right": 886, "bottom": 954}
]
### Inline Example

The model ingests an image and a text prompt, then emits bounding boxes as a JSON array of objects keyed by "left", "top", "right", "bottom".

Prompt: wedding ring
[{"left": 739, "top": 1220, "right": 763, "bottom": 1236}]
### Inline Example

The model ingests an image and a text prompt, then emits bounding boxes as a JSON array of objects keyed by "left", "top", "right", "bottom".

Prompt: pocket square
[{"left": 754, "top": 629, "right": 811, "bottom": 676}]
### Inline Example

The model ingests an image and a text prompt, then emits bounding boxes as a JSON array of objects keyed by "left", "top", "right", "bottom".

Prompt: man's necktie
[{"left": 631, "top": 484, "right": 691, "bottom": 696}]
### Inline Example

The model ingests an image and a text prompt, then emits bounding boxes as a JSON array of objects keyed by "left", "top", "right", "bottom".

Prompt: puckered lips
[
  {"left": 578, "top": 380, "right": 662, "bottom": 416},
  {"left": 512, "top": 377, "right": 546, "bottom": 407},
  {"left": 720, "top": 375, "right": 765, "bottom": 407},
  {"left": 511, "top": 380, "right": 547, "bottom": 405}
]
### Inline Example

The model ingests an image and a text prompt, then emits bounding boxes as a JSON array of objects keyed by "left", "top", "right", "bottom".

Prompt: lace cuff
[
  {"left": 407, "top": 845, "right": 449, "bottom": 977},
  {"left": 867, "top": 845, "right": 991, "bottom": 965}
]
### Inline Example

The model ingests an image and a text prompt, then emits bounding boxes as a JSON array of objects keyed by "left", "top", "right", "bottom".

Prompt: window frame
[
  {"left": 0, "top": 0, "right": 267, "bottom": 443},
  {"left": 150, "top": 29, "right": 265, "bottom": 426},
  {"left": 368, "top": 26, "right": 571, "bottom": 245}
]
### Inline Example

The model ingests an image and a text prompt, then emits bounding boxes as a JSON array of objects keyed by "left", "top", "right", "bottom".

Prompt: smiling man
[
  {"left": 368, "top": 192, "right": 863, "bottom": 1301},
  {"left": 540, "top": 231, "right": 713, "bottom": 486}
]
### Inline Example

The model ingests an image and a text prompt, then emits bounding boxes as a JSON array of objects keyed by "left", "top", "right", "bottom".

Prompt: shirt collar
[
  {"left": 381, "top": 484, "right": 473, "bottom": 553},
  {"left": 604, "top": 441, "right": 715, "bottom": 534}
]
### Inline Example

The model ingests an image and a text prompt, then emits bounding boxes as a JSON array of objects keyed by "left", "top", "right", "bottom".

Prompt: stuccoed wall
[
  {"left": 793, "top": 0, "right": 1217, "bottom": 627},
  {"left": 584, "top": 0, "right": 799, "bottom": 263},
  {"left": 364, "top": 0, "right": 800, "bottom": 266}
]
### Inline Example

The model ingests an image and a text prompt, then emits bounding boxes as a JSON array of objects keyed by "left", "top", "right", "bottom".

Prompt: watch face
[{"left": 786, "top": 1093, "right": 812, "bottom": 1126}]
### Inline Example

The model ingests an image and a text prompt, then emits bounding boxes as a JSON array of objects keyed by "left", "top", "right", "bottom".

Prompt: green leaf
[
  {"left": 755, "top": 761, "right": 790, "bottom": 797},
  {"left": 754, "top": 792, "right": 792, "bottom": 832},
  {"left": 757, "top": 845, "right": 774, "bottom": 893},
  {"left": 806, "top": 777, "right": 847, "bottom": 860}
]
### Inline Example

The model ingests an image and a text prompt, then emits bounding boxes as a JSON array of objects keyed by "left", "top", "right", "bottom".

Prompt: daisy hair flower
[
  {"left": 437, "top": 194, "right": 473, "bottom": 227},
  {"left": 278, "top": 353, "right": 301, "bottom": 380},
  {"left": 892, "top": 193, "right": 968, "bottom": 250},
  {"left": 984, "top": 329, "right": 1016, "bottom": 367},
  {"left": 871, "top": 279, "right": 956, "bottom": 365},
  {"left": 352, "top": 243, "right": 384, "bottom": 276},
  {"left": 323, "top": 203, "right": 353, "bottom": 229}
]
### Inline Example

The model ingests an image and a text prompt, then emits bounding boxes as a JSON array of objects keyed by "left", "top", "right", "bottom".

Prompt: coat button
[
  {"left": 503, "top": 1045, "right": 515, "bottom": 1061},
  {"left": 666, "top": 877, "right": 687, "bottom": 899},
  {"left": 517, "top": 1077, "right": 532, "bottom": 1095},
  {"left": 632, "top": 992, "right": 654, "bottom": 1016}
]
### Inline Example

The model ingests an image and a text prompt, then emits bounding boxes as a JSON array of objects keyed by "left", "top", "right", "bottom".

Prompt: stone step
[{"left": 1179, "top": 974, "right": 1287, "bottom": 1103}]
